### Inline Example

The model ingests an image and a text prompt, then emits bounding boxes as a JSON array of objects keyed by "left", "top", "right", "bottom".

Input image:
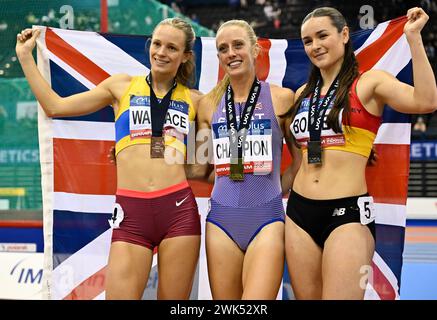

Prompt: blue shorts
[{"left": 207, "top": 193, "right": 285, "bottom": 251}]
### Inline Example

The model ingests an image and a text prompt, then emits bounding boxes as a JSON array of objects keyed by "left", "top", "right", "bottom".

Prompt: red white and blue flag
[{"left": 37, "top": 16, "right": 411, "bottom": 300}]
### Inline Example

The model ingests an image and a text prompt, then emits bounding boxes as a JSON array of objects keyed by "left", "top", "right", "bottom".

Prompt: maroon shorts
[{"left": 110, "top": 181, "right": 201, "bottom": 250}]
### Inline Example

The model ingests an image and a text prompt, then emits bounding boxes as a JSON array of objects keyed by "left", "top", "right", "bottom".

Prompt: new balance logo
[
  {"left": 176, "top": 196, "right": 189, "bottom": 207},
  {"left": 332, "top": 208, "right": 346, "bottom": 216}
]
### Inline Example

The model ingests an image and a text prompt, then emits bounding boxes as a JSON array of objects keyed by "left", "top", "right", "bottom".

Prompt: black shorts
[{"left": 286, "top": 190, "right": 376, "bottom": 248}]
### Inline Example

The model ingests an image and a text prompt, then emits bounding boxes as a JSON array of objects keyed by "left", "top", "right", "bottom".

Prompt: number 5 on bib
[{"left": 357, "top": 196, "right": 376, "bottom": 225}]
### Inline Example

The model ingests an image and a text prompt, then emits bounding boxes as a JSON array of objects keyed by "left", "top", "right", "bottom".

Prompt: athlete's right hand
[{"left": 16, "top": 28, "right": 41, "bottom": 58}]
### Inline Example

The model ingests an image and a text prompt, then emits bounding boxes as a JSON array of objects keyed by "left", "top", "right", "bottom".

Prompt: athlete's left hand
[{"left": 404, "top": 7, "right": 429, "bottom": 35}]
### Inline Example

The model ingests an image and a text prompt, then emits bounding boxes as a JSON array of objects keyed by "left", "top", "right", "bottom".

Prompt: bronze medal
[
  {"left": 150, "top": 136, "right": 165, "bottom": 158},
  {"left": 307, "top": 140, "right": 322, "bottom": 164},
  {"left": 145, "top": 74, "right": 176, "bottom": 160},
  {"left": 307, "top": 76, "right": 340, "bottom": 165}
]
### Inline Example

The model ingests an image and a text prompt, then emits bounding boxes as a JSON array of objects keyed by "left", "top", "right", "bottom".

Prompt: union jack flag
[{"left": 37, "top": 16, "right": 411, "bottom": 300}]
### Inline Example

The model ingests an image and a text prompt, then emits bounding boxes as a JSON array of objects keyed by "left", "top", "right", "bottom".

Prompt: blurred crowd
[
  {"left": 1, "top": 0, "right": 436, "bottom": 137},
  {"left": 172, "top": 0, "right": 437, "bottom": 138}
]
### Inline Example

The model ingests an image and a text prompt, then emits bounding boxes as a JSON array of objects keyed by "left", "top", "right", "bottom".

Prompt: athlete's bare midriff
[
  {"left": 293, "top": 149, "right": 369, "bottom": 200},
  {"left": 116, "top": 144, "right": 187, "bottom": 192}
]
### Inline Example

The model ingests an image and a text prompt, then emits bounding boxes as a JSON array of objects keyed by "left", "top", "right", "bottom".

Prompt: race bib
[
  {"left": 129, "top": 95, "right": 190, "bottom": 139},
  {"left": 212, "top": 119, "right": 273, "bottom": 176},
  {"left": 129, "top": 95, "right": 152, "bottom": 139},
  {"left": 291, "top": 99, "right": 345, "bottom": 147},
  {"left": 357, "top": 196, "right": 376, "bottom": 225}
]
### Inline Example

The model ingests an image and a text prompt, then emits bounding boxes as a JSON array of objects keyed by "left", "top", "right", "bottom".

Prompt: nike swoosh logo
[{"left": 176, "top": 196, "right": 189, "bottom": 207}]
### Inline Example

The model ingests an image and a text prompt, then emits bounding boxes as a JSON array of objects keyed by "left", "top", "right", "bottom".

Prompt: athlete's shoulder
[
  {"left": 359, "top": 69, "right": 394, "bottom": 86},
  {"left": 269, "top": 84, "right": 294, "bottom": 116},
  {"left": 196, "top": 94, "right": 216, "bottom": 125},
  {"left": 269, "top": 83, "right": 294, "bottom": 97},
  {"left": 362, "top": 69, "right": 392, "bottom": 79},
  {"left": 188, "top": 88, "right": 204, "bottom": 113},
  {"left": 101, "top": 73, "right": 135, "bottom": 103},
  {"left": 189, "top": 88, "right": 204, "bottom": 102},
  {"left": 99, "top": 73, "right": 132, "bottom": 89},
  {"left": 295, "top": 83, "right": 307, "bottom": 99},
  {"left": 354, "top": 70, "right": 393, "bottom": 101},
  {"left": 109, "top": 73, "right": 134, "bottom": 83}
]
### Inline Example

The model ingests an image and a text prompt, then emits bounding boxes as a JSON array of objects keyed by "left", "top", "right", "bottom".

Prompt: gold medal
[
  {"left": 230, "top": 159, "right": 244, "bottom": 181},
  {"left": 224, "top": 78, "right": 261, "bottom": 182}
]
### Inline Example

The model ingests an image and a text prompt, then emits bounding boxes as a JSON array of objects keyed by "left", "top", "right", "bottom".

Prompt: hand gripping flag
[{"left": 37, "top": 16, "right": 411, "bottom": 299}]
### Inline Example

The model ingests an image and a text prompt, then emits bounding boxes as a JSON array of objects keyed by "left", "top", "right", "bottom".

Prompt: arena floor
[{"left": 401, "top": 223, "right": 437, "bottom": 299}]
